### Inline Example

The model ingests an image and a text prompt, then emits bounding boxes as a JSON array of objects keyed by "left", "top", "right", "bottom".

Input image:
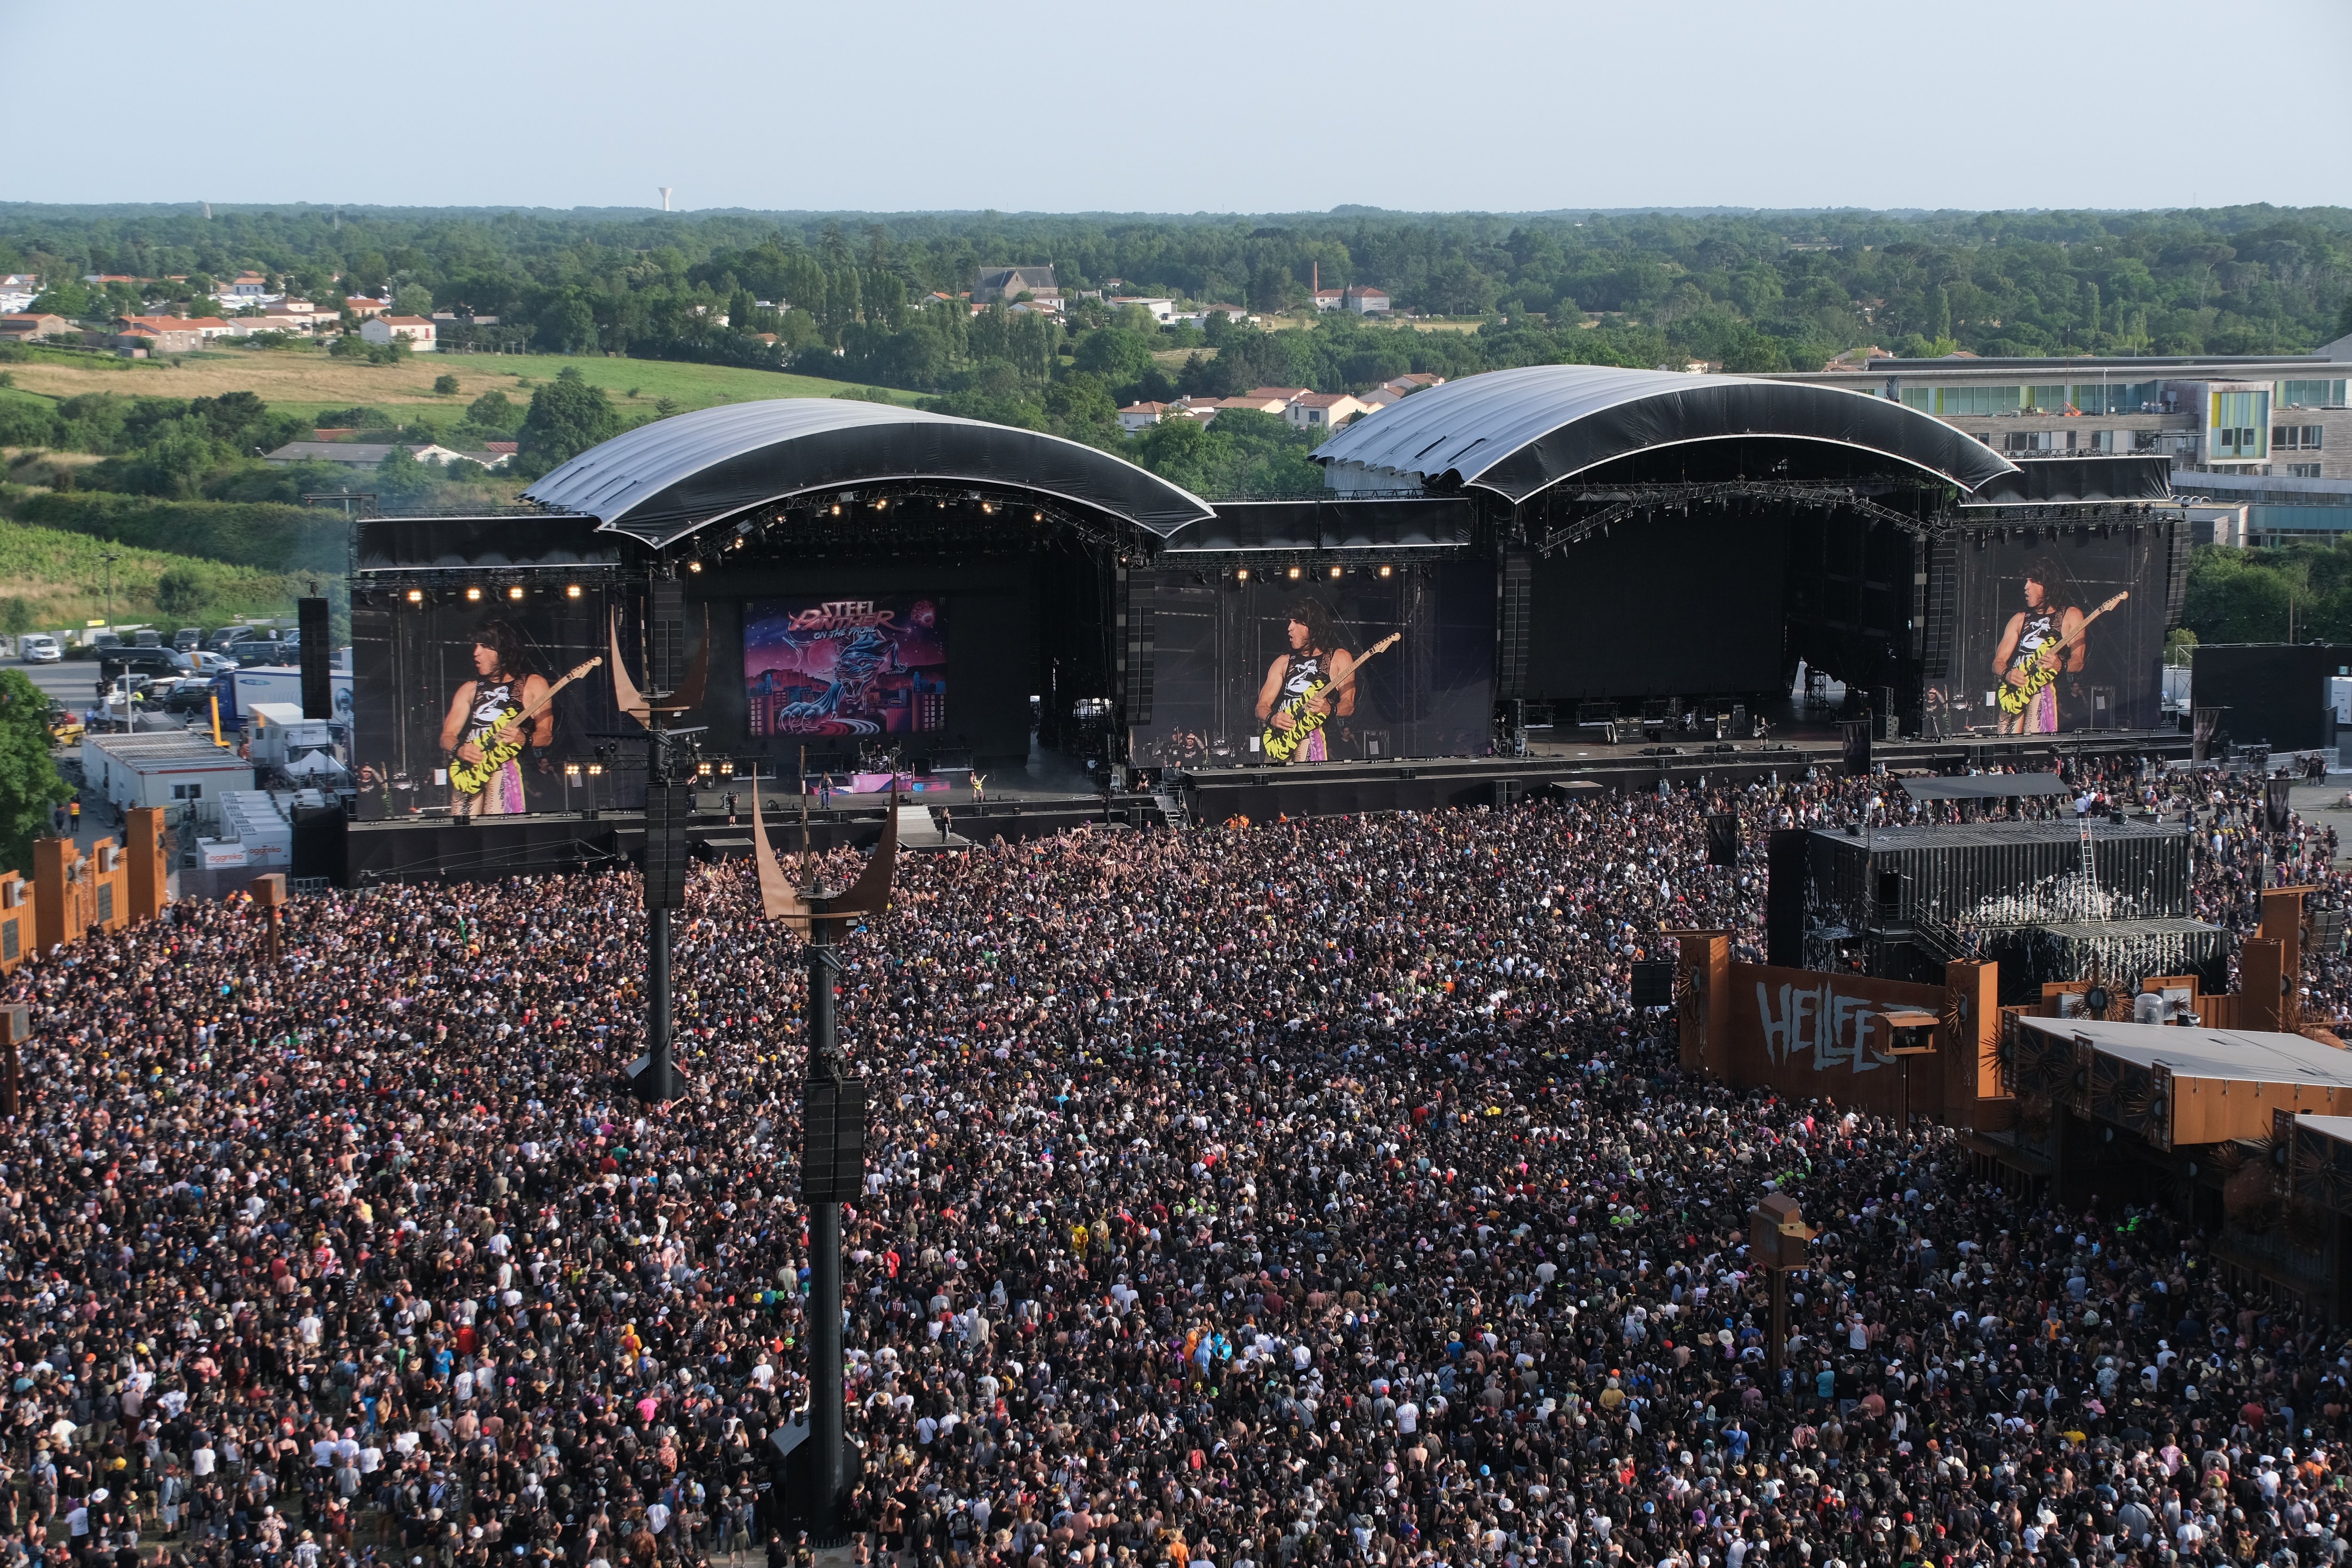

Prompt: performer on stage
[
  {"left": 1992, "top": 557, "right": 2085, "bottom": 736},
  {"left": 440, "top": 620, "right": 553, "bottom": 815},
  {"left": 1255, "top": 598, "right": 1357, "bottom": 764}
]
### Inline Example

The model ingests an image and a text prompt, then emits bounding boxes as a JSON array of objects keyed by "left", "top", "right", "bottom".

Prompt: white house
[
  {"left": 1117, "top": 401, "right": 1170, "bottom": 434},
  {"left": 360, "top": 315, "right": 437, "bottom": 351},
  {"left": 1285, "top": 392, "right": 1370, "bottom": 431},
  {"left": 1108, "top": 295, "right": 1176, "bottom": 325},
  {"left": 1342, "top": 285, "right": 1390, "bottom": 315}
]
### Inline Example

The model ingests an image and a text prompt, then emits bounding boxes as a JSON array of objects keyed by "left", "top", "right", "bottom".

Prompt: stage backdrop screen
[
  {"left": 1944, "top": 527, "right": 2169, "bottom": 734},
  {"left": 350, "top": 589, "right": 627, "bottom": 820},
  {"left": 1140, "top": 562, "right": 1494, "bottom": 767},
  {"left": 743, "top": 595, "right": 947, "bottom": 739}
]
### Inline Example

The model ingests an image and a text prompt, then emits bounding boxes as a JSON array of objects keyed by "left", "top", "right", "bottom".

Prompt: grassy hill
[
  {"left": 0, "top": 504, "right": 305, "bottom": 632},
  {"left": 0, "top": 342, "right": 917, "bottom": 427}
]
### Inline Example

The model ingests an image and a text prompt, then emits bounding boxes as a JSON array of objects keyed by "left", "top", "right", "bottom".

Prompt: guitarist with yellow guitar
[
  {"left": 1992, "top": 558, "right": 2127, "bottom": 735},
  {"left": 438, "top": 620, "right": 560, "bottom": 816},
  {"left": 1254, "top": 599, "right": 1402, "bottom": 764}
]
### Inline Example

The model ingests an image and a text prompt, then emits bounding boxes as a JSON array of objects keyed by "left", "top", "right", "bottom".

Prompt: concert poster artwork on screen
[
  {"left": 743, "top": 596, "right": 947, "bottom": 739},
  {"left": 350, "top": 589, "right": 626, "bottom": 821},
  {"left": 1137, "top": 562, "right": 1495, "bottom": 768},
  {"left": 1938, "top": 528, "right": 2169, "bottom": 736}
]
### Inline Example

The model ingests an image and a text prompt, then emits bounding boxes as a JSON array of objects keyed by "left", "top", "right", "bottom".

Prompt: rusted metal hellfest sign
[{"left": 1754, "top": 974, "right": 1915, "bottom": 1075}]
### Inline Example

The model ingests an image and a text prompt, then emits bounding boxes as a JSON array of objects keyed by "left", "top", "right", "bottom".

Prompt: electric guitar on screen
[
  {"left": 1261, "top": 634, "right": 1401, "bottom": 764},
  {"left": 448, "top": 656, "right": 603, "bottom": 796},
  {"left": 1996, "top": 591, "right": 2127, "bottom": 717}
]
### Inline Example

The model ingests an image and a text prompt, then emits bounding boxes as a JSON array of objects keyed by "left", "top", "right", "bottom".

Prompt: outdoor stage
[{"left": 330, "top": 368, "right": 2196, "bottom": 888}]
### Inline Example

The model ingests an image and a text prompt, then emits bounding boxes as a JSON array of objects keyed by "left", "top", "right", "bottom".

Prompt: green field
[
  {"left": 0, "top": 509, "right": 303, "bottom": 631},
  {"left": 0, "top": 342, "right": 921, "bottom": 427}
]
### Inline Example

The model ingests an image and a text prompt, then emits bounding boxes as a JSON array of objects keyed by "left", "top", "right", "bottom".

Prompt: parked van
[{"left": 18, "top": 635, "right": 60, "bottom": 664}]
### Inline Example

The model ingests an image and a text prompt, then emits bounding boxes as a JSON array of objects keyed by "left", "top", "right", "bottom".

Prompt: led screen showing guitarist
[
  {"left": 1991, "top": 559, "right": 2128, "bottom": 735},
  {"left": 439, "top": 620, "right": 553, "bottom": 815},
  {"left": 1255, "top": 600, "right": 1356, "bottom": 763}
]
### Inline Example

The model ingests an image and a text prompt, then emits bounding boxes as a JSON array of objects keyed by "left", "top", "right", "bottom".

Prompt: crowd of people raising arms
[{"left": 0, "top": 759, "right": 2345, "bottom": 1568}]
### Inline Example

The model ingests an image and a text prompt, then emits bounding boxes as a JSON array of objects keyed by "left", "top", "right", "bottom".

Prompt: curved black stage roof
[
  {"left": 1312, "top": 364, "right": 2017, "bottom": 500},
  {"left": 522, "top": 398, "right": 1216, "bottom": 548}
]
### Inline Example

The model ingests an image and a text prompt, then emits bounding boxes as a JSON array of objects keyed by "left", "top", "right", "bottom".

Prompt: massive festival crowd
[{"left": 0, "top": 759, "right": 2347, "bottom": 1568}]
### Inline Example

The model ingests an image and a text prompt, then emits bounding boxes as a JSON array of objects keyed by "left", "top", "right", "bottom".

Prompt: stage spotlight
[
  {"left": 566, "top": 584, "right": 583, "bottom": 599},
  {"left": 507, "top": 585, "right": 525, "bottom": 600},
  {"left": 1328, "top": 565, "right": 1343, "bottom": 579},
  {"left": 719, "top": 761, "right": 735, "bottom": 777},
  {"left": 688, "top": 560, "right": 703, "bottom": 573},
  {"left": 697, "top": 761, "right": 713, "bottom": 777},
  {"left": 405, "top": 589, "right": 424, "bottom": 604},
  {"left": 1235, "top": 568, "right": 1250, "bottom": 583},
  {"left": 1287, "top": 565, "right": 1302, "bottom": 581},
  {"left": 831, "top": 503, "right": 842, "bottom": 516},
  {"left": 588, "top": 764, "right": 604, "bottom": 778},
  {"left": 1033, "top": 509, "right": 1043, "bottom": 521},
  {"left": 982, "top": 502, "right": 994, "bottom": 515},
  {"left": 465, "top": 586, "right": 482, "bottom": 602},
  {"left": 1378, "top": 564, "right": 1393, "bottom": 578},
  {"left": 875, "top": 498, "right": 888, "bottom": 509},
  {"left": 564, "top": 763, "right": 580, "bottom": 779}
]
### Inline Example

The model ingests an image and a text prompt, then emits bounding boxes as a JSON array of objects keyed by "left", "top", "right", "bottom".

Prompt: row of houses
[
  {"left": 1117, "top": 373, "right": 1444, "bottom": 435},
  {"left": 0, "top": 306, "right": 437, "bottom": 355}
]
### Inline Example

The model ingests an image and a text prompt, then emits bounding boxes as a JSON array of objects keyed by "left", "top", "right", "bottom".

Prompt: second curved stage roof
[
  {"left": 1312, "top": 364, "right": 2019, "bottom": 500},
  {"left": 522, "top": 398, "right": 1216, "bottom": 547}
]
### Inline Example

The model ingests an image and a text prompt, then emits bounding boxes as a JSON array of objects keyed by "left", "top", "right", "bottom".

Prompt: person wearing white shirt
[{"left": 1395, "top": 1400, "right": 1419, "bottom": 1436}]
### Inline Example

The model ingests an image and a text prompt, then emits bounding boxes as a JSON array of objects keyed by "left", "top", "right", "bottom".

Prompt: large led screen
[
  {"left": 1138, "top": 563, "right": 1494, "bottom": 767},
  {"left": 743, "top": 595, "right": 947, "bottom": 739},
  {"left": 350, "top": 589, "right": 628, "bottom": 820},
  {"left": 1942, "top": 528, "right": 2169, "bottom": 734}
]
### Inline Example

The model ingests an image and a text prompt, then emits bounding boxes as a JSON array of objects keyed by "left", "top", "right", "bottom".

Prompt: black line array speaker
[
  {"left": 291, "top": 804, "right": 347, "bottom": 886},
  {"left": 298, "top": 597, "right": 332, "bottom": 719},
  {"left": 801, "top": 1076, "right": 867, "bottom": 1203},
  {"left": 649, "top": 578, "right": 687, "bottom": 693},
  {"left": 1706, "top": 812, "right": 1740, "bottom": 867},
  {"left": 1497, "top": 549, "right": 1532, "bottom": 700},
  {"left": 1123, "top": 570, "right": 1155, "bottom": 730},
  {"left": 1841, "top": 719, "right": 1874, "bottom": 777},
  {"left": 643, "top": 785, "right": 691, "bottom": 910},
  {"left": 1766, "top": 828, "right": 1808, "bottom": 968}
]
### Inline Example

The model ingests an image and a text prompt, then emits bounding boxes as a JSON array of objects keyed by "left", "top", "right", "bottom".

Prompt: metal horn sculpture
[{"left": 750, "top": 776, "right": 898, "bottom": 929}]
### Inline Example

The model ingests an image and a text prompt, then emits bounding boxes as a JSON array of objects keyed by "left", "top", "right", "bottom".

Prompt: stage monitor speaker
[
  {"left": 1630, "top": 960, "right": 1676, "bottom": 1011},
  {"left": 297, "top": 597, "right": 332, "bottom": 719},
  {"left": 643, "top": 785, "right": 692, "bottom": 910},
  {"left": 1841, "top": 720, "right": 1874, "bottom": 777},
  {"left": 1706, "top": 813, "right": 1740, "bottom": 867},
  {"left": 801, "top": 1076, "right": 867, "bottom": 1203},
  {"left": 1766, "top": 828, "right": 1807, "bottom": 967}
]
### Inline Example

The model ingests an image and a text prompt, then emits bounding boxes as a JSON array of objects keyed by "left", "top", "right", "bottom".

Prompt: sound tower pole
[
  {"left": 805, "top": 902, "right": 847, "bottom": 1548},
  {"left": 643, "top": 702, "right": 678, "bottom": 1104},
  {"left": 746, "top": 779, "right": 893, "bottom": 1545},
  {"left": 628, "top": 576, "right": 707, "bottom": 1106}
]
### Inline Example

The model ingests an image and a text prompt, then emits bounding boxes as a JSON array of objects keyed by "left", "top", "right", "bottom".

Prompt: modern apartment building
[{"left": 1764, "top": 338, "right": 2352, "bottom": 545}]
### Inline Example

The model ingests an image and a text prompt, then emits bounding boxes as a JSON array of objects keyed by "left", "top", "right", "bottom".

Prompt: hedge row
[{"left": 0, "top": 490, "right": 348, "bottom": 575}]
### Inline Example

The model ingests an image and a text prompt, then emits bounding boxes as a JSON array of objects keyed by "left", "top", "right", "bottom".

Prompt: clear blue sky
[{"left": 6, "top": 0, "right": 2347, "bottom": 214}]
